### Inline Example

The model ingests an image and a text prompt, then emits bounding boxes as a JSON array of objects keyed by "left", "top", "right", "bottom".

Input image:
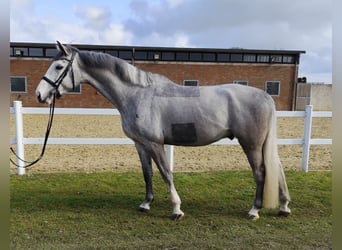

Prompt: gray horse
[{"left": 36, "top": 41, "right": 291, "bottom": 220}]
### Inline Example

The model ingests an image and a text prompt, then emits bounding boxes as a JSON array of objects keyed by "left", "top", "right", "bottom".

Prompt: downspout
[
  {"left": 291, "top": 56, "right": 299, "bottom": 111},
  {"left": 132, "top": 47, "right": 135, "bottom": 66}
]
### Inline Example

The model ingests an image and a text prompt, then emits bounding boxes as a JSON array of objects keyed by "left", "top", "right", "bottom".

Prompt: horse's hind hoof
[
  {"left": 171, "top": 213, "right": 184, "bottom": 221},
  {"left": 138, "top": 207, "right": 149, "bottom": 212},
  {"left": 278, "top": 210, "right": 291, "bottom": 217},
  {"left": 247, "top": 214, "right": 260, "bottom": 221}
]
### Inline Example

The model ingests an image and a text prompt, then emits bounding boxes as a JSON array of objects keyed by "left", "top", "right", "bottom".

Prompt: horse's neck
[{"left": 80, "top": 65, "right": 144, "bottom": 112}]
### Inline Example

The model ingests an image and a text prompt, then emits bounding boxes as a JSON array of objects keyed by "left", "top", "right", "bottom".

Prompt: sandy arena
[{"left": 10, "top": 115, "right": 332, "bottom": 174}]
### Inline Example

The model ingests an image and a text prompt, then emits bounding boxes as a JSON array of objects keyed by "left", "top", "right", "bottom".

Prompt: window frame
[
  {"left": 66, "top": 84, "right": 82, "bottom": 94},
  {"left": 282, "top": 55, "right": 294, "bottom": 64},
  {"left": 243, "top": 54, "right": 256, "bottom": 62},
  {"left": 257, "top": 54, "right": 270, "bottom": 63},
  {"left": 10, "top": 76, "right": 27, "bottom": 93},
  {"left": 270, "top": 55, "right": 283, "bottom": 63},
  {"left": 233, "top": 80, "right": 248, "bottom": 86},
  {"left": 183, "top": 80, "right": 199, "bottom": 86},
  {"left": 265, "top": 81, "right": 280, "bottom": 96}
]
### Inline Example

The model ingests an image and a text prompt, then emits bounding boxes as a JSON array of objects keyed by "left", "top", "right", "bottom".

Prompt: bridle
[
  {"left": 10, "top": 51, "right": 76, "bottom": 169},
  {"left": 42, "top": 51, "right": 77, "bottom": 94}
]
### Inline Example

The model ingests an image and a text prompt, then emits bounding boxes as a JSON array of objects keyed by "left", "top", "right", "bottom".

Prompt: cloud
[
  {"left": 10, "top": 1, "right": 133, "bottom": 45},
  {"left": 9, "top": 0, "right": 332, "bottom": 83},
  {"left": 166, "top": 0, "right": 184, "bottom": 9},
  {"left": 125, "top": 0, "right": 331, "bottom": 48},
  {"left": 11, "top": 0, "right": 33, "bottom": 11},
  {"left": 123, "top": 0, "right": 331, "bottom": 82},
  {"left": 74, "top": 6, "right": 112, "bottom": 30},
  {"left": 101, "top": 23, "right": 133, "bottom": 45},
  {"left": 128, "top": 32, "right": 192, "bottom": 47}
]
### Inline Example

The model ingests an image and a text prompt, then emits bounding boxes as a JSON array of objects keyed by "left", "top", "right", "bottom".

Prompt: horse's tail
[{"left": 262, "top": 106, "right": 281, "bottom": 209}]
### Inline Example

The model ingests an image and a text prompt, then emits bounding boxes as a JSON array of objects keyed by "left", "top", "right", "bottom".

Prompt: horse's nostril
[{"left": 37, "top": 93, "right": 45, "bottom": 103}]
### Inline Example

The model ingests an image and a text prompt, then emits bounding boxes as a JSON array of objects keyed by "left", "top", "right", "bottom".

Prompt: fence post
[
  {"left": 301, "top": 105, "right": 313, "bottom": 172},
  {"left": 166, "top": 145, "right": 174, "bottom": 172},
  {"left": 13, "top": 101, "right": 25, "bottom": 175}
]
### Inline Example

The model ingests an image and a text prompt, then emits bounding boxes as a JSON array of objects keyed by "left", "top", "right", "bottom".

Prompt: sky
[{"left": 10, "top": 0, "right": 332, "bottom": 83}]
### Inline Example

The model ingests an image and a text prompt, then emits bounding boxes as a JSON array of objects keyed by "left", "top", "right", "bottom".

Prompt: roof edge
[{"left": 10, "top": 42, "right": 306, "bottom": 55}]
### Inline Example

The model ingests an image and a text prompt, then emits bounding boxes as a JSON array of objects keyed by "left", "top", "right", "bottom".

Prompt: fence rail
[{"left": 10, "top": 101, "right": 332, "bottom": 175}]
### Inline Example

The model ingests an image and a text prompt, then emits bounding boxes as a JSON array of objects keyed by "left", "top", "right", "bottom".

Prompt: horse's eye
[{"left": 55, "top": 65, "right": 63, "bottom": 70}]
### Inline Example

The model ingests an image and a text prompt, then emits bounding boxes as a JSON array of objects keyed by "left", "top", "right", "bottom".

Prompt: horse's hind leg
[
  {"left": 278, "top": 165, "right": 291, "bottom": 216},
  {"left": 135, "top": 143, "right": 154, "bottom": 212},
  {"left": 150, "top": 143, "right": 184, "bottom": 220},
  {"left": 243, "top": 146, "right": 265, "bottom": 220}
]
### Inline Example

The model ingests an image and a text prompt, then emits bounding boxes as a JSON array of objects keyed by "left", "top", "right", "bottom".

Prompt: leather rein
[{"left": 10, "top": 52, "right": 76, "bottom": 169}]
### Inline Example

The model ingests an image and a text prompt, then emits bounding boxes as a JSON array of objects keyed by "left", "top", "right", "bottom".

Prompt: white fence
[{"left": 10, "top": 101, "right": 332, "bottom": 175}]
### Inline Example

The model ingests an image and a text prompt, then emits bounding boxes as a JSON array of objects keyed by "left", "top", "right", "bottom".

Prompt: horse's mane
[{"left": 61, "top": 45, "right": 172, "bottom": 88}]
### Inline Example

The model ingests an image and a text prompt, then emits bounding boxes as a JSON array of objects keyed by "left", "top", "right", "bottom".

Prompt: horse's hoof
[
  {"left": 247, "top": 214, "right": 260, "bottom": 221},
  {"left": 171, "top": 213, "right": 184, "bottom": 221},
  {"left": 138, "top": 207, "right": 149, "bottom": 213},
  {"left": 278, "top": 210, "right": 291, "bottom": 217}
]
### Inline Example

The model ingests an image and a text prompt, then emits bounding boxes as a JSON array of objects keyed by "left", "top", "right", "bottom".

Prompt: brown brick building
[{"left": 10, "top": 42, "right": 305, "bottom": 110}]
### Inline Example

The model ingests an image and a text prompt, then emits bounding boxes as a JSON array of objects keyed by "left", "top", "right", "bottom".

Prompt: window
[
  {"left": 13, "top": 47, "right": 28, "bottom": 56},
  {"left": 283, "top": 55, "right": 294, "bottom": 64},
  {"left": 270, "top": 55, "right": 282, "bottom": 63},
  {"left": 189, "top": 52, "right": 202, "bottom": 61},
  {"left": 105, "top": 50, "right": 118, "bottom": 57},
  {"left": 67, "top": 85, "right": 81, "bottom": 94},
  {"left": 10, "top": 77, "right": 27, "bottom": 93},
  {"left": 233, "top": 80, "right": 248, "bottom": 86},
  {"left": 134, "top": 51, "right": 148, "bottom": 60},
  {"left": 202, "top": 52, "right": 215, "bottom": 62},
  {"left": 243, "top": 54, "right": 256, "bottom": 62},
  {"left": 162, "top": 52, "right": 175, "bottom": 61},
  {"left": 217, "top": 53, "right": 230, "bottom": 62},
  {"left": 266, "top": 81, "right": 280, "bottom": 96},
  {"left": 183, "top": 80, "right": 199, "bottom": 86},
  {"left": 230, "top": 54, "right": 243, "bottom": 62},
  {"left": 46, "top": 48, "right": 58, "bottom": 57},
  {"left": 149, "top": 52, "right": 160, "bottom": 60},
  {"left": 257, "top": 55, "right": 270, "bottom": 63},
  {"left": 118, "top": 50, "right": 132, "bottom": 60},
  {"left": 176, "top": 52, "right": 189, "bottom": 61},
  {"left": 29, "top": 48, "right": 44, "bottom": 57}
]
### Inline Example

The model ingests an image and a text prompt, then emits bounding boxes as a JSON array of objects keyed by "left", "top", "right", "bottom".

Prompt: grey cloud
[{"left": 125, "top": 0, "right": 331, "bottom": 46}]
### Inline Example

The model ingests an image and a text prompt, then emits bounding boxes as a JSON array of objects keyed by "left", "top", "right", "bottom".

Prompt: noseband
[{"left": 41, "top": 51, "right": 76, "bottom": 93}]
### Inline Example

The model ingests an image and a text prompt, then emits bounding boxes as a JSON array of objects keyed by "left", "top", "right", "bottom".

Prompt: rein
[
  {"left": 10, "top": 94, "right": 56, "bottom": 168},
  {"left": 10, "top": 51, "right": 76, "bottom": 169}
]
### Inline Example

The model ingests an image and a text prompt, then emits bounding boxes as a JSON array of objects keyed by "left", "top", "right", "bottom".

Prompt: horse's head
[{"left": 36, "top": 41, "right": 78, "bottom": 104}]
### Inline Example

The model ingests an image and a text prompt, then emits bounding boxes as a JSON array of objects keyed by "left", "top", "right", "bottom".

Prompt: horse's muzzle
[
  {"left": 37, "top": 93, "right": 46, "bottom": 104},
  {"left": 56, "top": 91, "right": 62, "bottom": 99}
]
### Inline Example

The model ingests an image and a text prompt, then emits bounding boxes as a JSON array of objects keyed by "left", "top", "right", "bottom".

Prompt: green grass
[{"left": 10, "top": 171, "right": 331, "bottom": 249}]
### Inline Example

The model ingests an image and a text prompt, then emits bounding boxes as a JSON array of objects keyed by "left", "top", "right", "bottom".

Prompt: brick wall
[{"left": 10, "top": 58, "right": 297, "bottom": 110}]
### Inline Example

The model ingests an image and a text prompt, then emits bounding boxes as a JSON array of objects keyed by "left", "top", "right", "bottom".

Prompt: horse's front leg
[
  {"left": 150, "top": 143, "right": 184, "bottom": 220},
  {"left": 135, "top": 143, "right": 154, "bottom": 212}
]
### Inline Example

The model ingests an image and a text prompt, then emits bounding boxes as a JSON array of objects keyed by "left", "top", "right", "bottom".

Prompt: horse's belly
[{"left": 163, "top": 121, "right": 230, "bottom": 146}]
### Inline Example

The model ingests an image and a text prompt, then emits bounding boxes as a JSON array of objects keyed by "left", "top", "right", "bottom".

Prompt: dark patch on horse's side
[
  {"left": 171, "top": 123, "right": 197, "bottom": 143},
  {"left": 155, "top": 84, "right": 200, "bottom": 97}
]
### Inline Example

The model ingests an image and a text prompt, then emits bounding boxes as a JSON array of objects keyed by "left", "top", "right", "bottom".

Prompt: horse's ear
[{"left": 56, "top": 41, "right": 69, "bottom": 55}]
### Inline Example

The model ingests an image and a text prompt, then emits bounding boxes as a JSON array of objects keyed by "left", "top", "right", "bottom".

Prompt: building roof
[{"left": 10, "top": 42, "right": 305, "bottom": 64}]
